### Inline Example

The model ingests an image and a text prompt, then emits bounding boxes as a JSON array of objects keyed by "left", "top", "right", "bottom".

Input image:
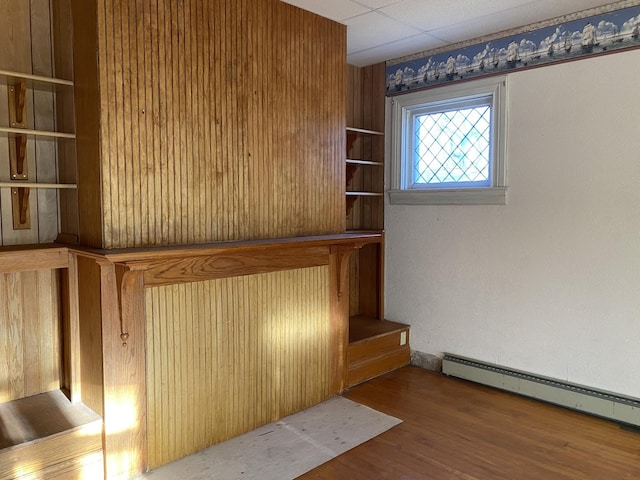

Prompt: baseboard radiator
[{"left": 442, "top": 354, "right": 640, "bottom": 428}]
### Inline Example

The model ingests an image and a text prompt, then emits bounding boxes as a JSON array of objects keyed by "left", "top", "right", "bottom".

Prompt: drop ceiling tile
[
  {"left": 380, "top": 0, "right": 534, "bottom": 32},
  {"left": 346, "top": 11, "right": 424, "bottom": 53},
  {"left": 348, "top": 32, "right": 447, "bottom": 66},
  {"left": 428, "top": 0, "right": 619, "bottom": 45},
  {"left": 279, "top": 0, "right": 369, "bottom": 22},
  {"left": 353, "top": 0, "right": 404, "bottom": 9}
]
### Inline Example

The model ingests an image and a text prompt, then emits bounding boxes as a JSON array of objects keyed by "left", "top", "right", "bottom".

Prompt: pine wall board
[
  {"left": 72, "top": 0, "right": 347, "bottom": 249},
  {"left": 0, "top": 269, "right": 61, "bottom": 402},
  {"left": 145, "top": 266, "right": 331, "bottom": 468}
]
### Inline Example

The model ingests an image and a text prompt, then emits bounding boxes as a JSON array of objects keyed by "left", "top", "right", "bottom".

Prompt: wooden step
[
  {"left": 0, "top": 390, "right": 103, "bottom": 480},
  {"left": 347, "top": 316, "right": 410, "bottom": 387}
]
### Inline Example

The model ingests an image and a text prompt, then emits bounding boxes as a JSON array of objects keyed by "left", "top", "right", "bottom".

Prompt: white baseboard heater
[{"left": 442, "top": 354, "right": 640, "bottom": 428}]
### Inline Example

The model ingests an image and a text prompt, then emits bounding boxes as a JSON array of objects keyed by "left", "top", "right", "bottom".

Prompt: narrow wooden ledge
[
  {"left": 0, "top": 243, "right": 70, "bottom": 273},
  {"left": 70, "top": 232, "right": 384, "bottom": 288},
  {"left": 71, "top": 232, "right": 383, "bottom": 264}
]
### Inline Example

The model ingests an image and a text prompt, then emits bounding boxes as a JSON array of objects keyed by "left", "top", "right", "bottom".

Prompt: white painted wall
[{"left": 385, "top": 49, "right": 640, "bottom": 397}]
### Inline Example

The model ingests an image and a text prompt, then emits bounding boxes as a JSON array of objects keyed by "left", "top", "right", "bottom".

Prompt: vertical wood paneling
[
  {"left": 73, "top": 0, "right": 346, "bottom": 248},
  {"left": 145, "top": 266, "right": 331, "bottom": 468},
  {"left": 0, "top": 269, "right": 60, "bottom": 402}
]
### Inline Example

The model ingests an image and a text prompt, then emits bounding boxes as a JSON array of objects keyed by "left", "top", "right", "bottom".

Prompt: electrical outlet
[{"left": 400, "top": 331, "right": 407, "bottom": 346}]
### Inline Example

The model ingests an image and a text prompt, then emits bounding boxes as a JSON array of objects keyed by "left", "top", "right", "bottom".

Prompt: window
[{"left": 389, "top": 75, "right": 508, "bottom": 205}]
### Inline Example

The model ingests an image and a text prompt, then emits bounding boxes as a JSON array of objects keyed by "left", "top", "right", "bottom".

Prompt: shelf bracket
[
  {"left": 346, "top": 131, "right": 358, "bottom": 157},
  {"left": 9, "top": 134, "right": 28, "bottom": 180},
  {"left": 8, "top": 80, "right": 27, "bottom": 128},
  {"left": 346, "top": 164, "right": 358, "bottom": 189},
  {"left": 346, "top": 196, "right": 358, "bottom": 216},
  {"left": 115, "top": 263, "right": 148, "bottom": 347},
  {"left": 11, "top": 187, "right": 30, "bottom": 229},
  {"left": 331, "top": 245, "right": 357, "bottom": 300}
]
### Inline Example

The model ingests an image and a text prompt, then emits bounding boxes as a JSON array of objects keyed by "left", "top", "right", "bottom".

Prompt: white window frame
[{"left": 388, "top": 75, "right": 508, "bottom": 205}]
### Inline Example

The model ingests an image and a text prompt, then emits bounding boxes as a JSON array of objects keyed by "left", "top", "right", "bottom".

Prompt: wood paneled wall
[
  {"left": 0, "top": 0, "right": 67, "bottom": 246},
  {"left": 72, "top": 0, "right": 347, "bottom": 249},
  {"left": 0, "top": 269, "right": 60, "bottom": 402},
  {"left": 145, "top": 266, "right": 330, "bottom": 468}
]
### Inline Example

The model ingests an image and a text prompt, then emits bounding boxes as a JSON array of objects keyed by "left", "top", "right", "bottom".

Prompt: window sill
[{"left": 388, "top": 187, "right": 507, "bottom": 205}]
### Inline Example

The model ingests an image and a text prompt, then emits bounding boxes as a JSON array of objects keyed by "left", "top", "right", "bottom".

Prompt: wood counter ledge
[{"left": 69, "top": 232, "right": 382, "bottom": 287}]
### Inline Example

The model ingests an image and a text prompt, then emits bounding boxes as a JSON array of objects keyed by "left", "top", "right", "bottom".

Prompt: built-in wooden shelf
[
  {"left": 347, "top": 315, "right": 410, "bottom": 387},
  {"left": 0, "top": 182, "right": 77, "bottom": 189},
  {"left": 346, "top": 127, "right": 384, "bottom": 136},
  {"left": 346, "top": 191, "right": 384, "bottom": 197},
  {"left": 0, "top": 390, "right": 102, "bottom": 479},
  {"left": 346, "top": 159, "right": 383, "bottom": 166},
  {"left": 0, "top": 126, "right": 76, "bottom": 139},
  {"left": 74, "top": 231, "right": 384, "bottom": 263},
  {"left": 349, "top": 315, "right": 409, "bottom": 343},
  {"left": 0, "top": 69, "right": 73, "bottom": 88},
  {"left": 0, "top": 390, "right": 100, "bottom": 451}
]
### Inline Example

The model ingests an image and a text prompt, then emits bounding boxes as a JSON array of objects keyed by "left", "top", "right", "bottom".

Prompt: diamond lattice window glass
[
  {"left": 413, "top": 106, "right": 491, "bottom": 187},
  {"left": 390, "top": 75, "right": 507, "bottom": 205}
]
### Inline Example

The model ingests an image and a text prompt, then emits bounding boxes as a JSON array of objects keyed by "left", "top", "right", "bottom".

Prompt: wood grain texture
[
  {"left": 75, "top": 255, "right": 104, "bottom": 416},
  {"left": 0, "top": 268, "right": 61, "bottom": 402},
  {"left": 347, "top": 326, "right": 410, "bottom": 387},
  {"left": 0, "top": 244, "right": 68, "bottom": 273},
  {"left": 145, "top": 266, "right": 331, "bottom": 468},
  {"left": 72, "top": 232, "right": 382, "bottom": 264},
  {"left": 328, "top": 247, "right": 352, "bottom": 395},
  {"left": 300, "top": 367, "right": 640, "bottom": 480},
  {"left": 72, "top": 0, "right": 346, "bottom": 249},
  {"left": 0, "top": 389, "right": 102, "bottom": 480},
  {"left": 59, "top": 252, "right": 81, "bottom": 402},
  {"left": 70, "top": 0, "right": 103, "bottom": 248},
  {"left": 100, "top": 262, "right": 147, "bottom": 479},
  {"left": 0, "top": 389, "right": 101, "bottom": 450},
  {"left": 142, "top": 246, "right": 330, "bottom": 286}
]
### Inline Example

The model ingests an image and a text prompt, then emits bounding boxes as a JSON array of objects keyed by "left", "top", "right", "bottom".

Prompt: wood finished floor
[{"left": 299, "top": 366, "right": 640, "bottom": 480}]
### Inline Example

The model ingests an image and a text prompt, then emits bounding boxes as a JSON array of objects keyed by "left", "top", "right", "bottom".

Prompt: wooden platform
[
  {"left": 347, "top": 316, "right": 410, "bottom": 387},
  {"left": 0, "top": 390, "right": 103, "bottom": 480}
]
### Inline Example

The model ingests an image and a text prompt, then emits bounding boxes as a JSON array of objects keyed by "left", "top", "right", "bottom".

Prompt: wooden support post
[
  {"left": 328, "top": 245, "right": 354, "bottom": 394},
  {"left": 98, "top": 260, "right": 148, "bottom": 479},
  {"left": 65, "top": 252, "right": 82, "bottom": 403}
]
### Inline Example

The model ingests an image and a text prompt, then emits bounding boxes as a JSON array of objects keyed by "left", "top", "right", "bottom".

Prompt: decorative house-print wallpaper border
[{"left": 386, "top": 5, "right": 640, "bottom": 95}]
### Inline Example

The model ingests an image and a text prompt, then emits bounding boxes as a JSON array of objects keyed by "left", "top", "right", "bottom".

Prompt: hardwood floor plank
[{"left": 298, "top": 366, "right": 640, "bottom": 480}]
